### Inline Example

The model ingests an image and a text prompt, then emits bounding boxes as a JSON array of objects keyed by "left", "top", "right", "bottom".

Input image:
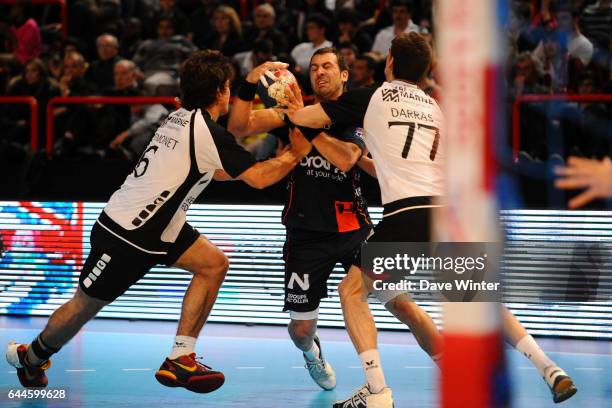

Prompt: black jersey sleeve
[
  {"left": 208, "top": 123, "right": 257, "bottom": 178},
  {"left": 319, "top": 86, "right": 377, "bottom": 127},
  {"left": 338, "top": 126, "right": 366, "bottom": 153}
]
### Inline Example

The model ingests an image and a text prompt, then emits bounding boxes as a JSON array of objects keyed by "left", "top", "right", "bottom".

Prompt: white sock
[
  {"left": 515, "top": 335, "right": 554, "bottom": 376},
  {"left": 303, "top": 341, "right": 321, "bottom": 362},
  {"left": 168, "top": 335, "right": 196, "bottom": 360},
  {"left": 359, "top": 349, "right": 387, "bottom": 394}
]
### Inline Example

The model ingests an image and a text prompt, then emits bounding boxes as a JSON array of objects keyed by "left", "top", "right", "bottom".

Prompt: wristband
[
  {"left": 237, "top": 80, "right": 257, "bottom": 101},
  {"left": 298, "top": 126, "right": 324, "bottom": 142}
]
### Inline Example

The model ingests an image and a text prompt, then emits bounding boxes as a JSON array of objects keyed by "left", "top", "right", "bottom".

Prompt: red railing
[
  {"left": 0, "top": 96, "right": 39, "bottom": 151},
  {"left": 512, "top": 94, "right": 612, "bottom": 161},
  {"left": 0, "top": 0, "right": 68, "bottom": 39},
  {"left": 46, "top": 96, "right": 181, "bottom": 157}
]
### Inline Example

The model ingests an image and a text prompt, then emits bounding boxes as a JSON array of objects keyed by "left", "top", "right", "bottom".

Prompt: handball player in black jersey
[
  {"left": 6, "top": 50, "right": 312, "bottom": 393},
  {"left": 229, "top": 48, "right": 441, "bottom": 392}
]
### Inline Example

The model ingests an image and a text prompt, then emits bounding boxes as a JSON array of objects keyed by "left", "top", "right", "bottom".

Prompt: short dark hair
[
  {"left": 338, "top": 41, "right": 359, "bottom": 55},
  {"left": 390, "top": 0, "right": 413, "bottom": 12},
  {"left": 390, "top": 32, "right": 431, "bottom": 82},
  {"left": 355, "top": 54, "right": 377, "bottom": 72},
  {"left": 180, "top": 50, "right": 232, "bottom": 110},
  {"left": 305, "top": 13, "right": 329, "bottom": 32},
  {"left": 311, "top": 47, "right": 349, "bottom": 72},
  {"left": 336, "top": 8, "right": 360, "bottom": 26}
]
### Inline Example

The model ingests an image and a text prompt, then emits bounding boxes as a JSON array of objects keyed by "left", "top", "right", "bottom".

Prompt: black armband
[
  {"left": 298, "top": 126, "right": 324, "bottom": 142},
  {"left": 237, "top": 81, "right": 258, "bottom": 101}
]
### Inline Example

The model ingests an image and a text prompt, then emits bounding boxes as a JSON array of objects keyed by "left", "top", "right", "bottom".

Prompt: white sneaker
[
  {"left": 543, "top": 365, "right": 577, "bottom": 403},
  {"left": 333, "top": 384, "right": 394, "bottom": 408},
  {"left": 304, "top": 335, "right": 336, "bottom": 390}
]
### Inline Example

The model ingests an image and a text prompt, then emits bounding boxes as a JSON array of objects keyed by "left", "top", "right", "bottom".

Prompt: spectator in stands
[
  {"left": 244, "top": 4, "right": 288, "bottom": 54},
  {"left": 2, "top": 2, "right": 41, "bottom": 65},
  {"left": 4, "top": 59, "right": 59, "bottom": 147},
  {"left": 335, "top": 8, "right": 372, "bottom": 53},
  {"left": 203, "top": 6, "right": 246, "bottom": 57},
  {"left": 562, "top": 72, "right": 610, "bottom": 158},
  {"left": 533, "top": 30, "right": 569, "bottom": 93},
  {"left": 371, "top": 0, "right": 423, "bottom": 57},
  {"left": 59, "top": 52, "right": 97, "bottom": 97},
  {"left": 234, "top": 39, "right": 276, "bottom": 78},
  {"left": 68, "top": 0, "right": 122, "bottom": 57},
  {"left": 291, "top": 14, "right": 333, "bottom": 72},
  {"left": 510, "top": 51, "right": 548, "bottom": 97},
  {"left": 551, "top": 6, "right": 594, "bottom": 67},
  {"left": 91, "top": 60, "right": 144, "bottom": 153},
  {"left": 154, "top": 0, "right": 192, "bottom": 38},
  {"left": 350, "top": 53, "right": 377, "bottom": 89},
  {"left": 85, "top": 34, "right": 122, "bottom": 92},
  {"left": 579, "top": 0, "right": 612, "bottom": 52},
  {"left": 296, "top": 0, "right": 335, "bottom": 44},
  {"left": 191, "top": 0, "right": 220, "bottom": 49},
  {"left": 108, "top": 102, "right": 169, "bottom": 160},
  {"left": 262, "top": 0, "right": 300, "bottom": 46},
  {"left": 338, "top": 41, "right": 358, "bottom": 68},
  {"left": 132, "top": 17, "right": 197, "bottom": 96}
]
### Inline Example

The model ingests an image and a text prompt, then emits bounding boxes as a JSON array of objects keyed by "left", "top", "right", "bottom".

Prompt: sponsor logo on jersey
[
  {"left": 382, "top": 88, "right": 400, "bottom": 102},
  {"left": 131, "top": 190, "right": 171, "bottom": 227}
]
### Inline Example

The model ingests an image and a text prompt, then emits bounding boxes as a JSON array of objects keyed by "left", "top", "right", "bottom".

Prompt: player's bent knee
[{"left": 288, "top": 319, "right": 316, "bottom": 340}]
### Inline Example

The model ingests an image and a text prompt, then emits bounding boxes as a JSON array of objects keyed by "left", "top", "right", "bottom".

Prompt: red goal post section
[{"left": 437, "top": 1, "right": 507, "bottom": 407}]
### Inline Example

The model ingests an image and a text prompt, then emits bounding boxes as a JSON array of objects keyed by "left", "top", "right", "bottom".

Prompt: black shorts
[
  {"left": 283, "top": 227, "right": 370, "bottom": 313},
  {"left": 79, "top": 221, "right": 200, "bottom": 301},
  {"left": 353, "top": 197, "right": 435, "bottom": 267}
]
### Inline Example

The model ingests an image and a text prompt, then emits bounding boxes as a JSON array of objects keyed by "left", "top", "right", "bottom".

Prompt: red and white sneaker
[
  {"left": 6, "top": 341, "right": 51, "bottom": 388},
  {"left": 155, "top": 353, "right": 225, "bottom": 393}
]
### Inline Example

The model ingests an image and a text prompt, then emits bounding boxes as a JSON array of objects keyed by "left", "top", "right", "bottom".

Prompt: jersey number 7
[{"left": 388, "top": 121, "right": 440, "bottom": 161}]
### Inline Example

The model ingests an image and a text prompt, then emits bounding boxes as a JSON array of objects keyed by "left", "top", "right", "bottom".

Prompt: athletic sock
[
  {"left": 303, "top": 341, "right": 321, "bottom": 362},
  {"left": 359, "top": 349, "right": 387, "bottom": 394},
  {"left": 168, "top": 335, "right": 196, "bottom": 360},
  {"left": 515, "top": 335, "right": 554, "bottom": 376},
  {"left": 27, "top": 334, "right": 60, "bottom": 366}
]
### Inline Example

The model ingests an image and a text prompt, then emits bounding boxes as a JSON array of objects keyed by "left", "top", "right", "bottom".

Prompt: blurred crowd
[
  {"left": 508, "top": 0, "right": 611, "bottom": 161},
  {"left": 0, "top": 0, "right": 609, "bottom": 163}
]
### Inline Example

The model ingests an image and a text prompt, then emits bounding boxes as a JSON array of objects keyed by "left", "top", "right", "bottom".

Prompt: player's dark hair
[
  {"left": 390, "top": 32, "right": 431, "bottom": 83},
  {"left": 180, "top": 50, "right": 233, "bottom": 110},
  {"left": 311, "top": 47, "right": 349, "bottom": 73}
]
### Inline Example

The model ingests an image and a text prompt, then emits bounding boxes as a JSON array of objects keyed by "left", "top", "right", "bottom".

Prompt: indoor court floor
[{"left": 0, "top": 317, "right": 610, "bottom": 408}]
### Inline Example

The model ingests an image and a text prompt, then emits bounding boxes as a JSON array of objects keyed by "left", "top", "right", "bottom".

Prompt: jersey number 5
[
  {"left": 134, "top": 146, "right": 159, "bottom": 177},
  {"left": 388, "top": 121, "right": 440, "bottom": 161}
]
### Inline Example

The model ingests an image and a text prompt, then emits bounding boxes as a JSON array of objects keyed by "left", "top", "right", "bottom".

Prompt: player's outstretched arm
[
  {"left": 228, "top": 61, "right": 289, "bottom": 138},
  {"left": 554, "top": 156, "right": 612, "bottom": 208},
  {"left": 237, "top": 128, "right": 311, "bottom": 189},
  {"left": 311, "top": 133, "right": 362, "bottom": 173}
]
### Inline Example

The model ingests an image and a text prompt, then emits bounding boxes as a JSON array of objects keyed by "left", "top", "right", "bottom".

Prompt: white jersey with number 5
[{"left": 320, "top": 81, "right": 444, "bottom": 205}]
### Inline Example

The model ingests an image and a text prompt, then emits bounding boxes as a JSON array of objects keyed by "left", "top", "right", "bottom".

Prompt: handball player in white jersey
[
  {"left": 285, "top": 32, "right": 576, "bottom": 407},
  {"left": 6, "top": 50, "right": 311, "bottom": 393}
]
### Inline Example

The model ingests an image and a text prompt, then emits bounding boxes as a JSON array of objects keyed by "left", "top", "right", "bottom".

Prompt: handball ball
[{"left": 258, "top": 69, "right": 298, "bottom": 106}]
